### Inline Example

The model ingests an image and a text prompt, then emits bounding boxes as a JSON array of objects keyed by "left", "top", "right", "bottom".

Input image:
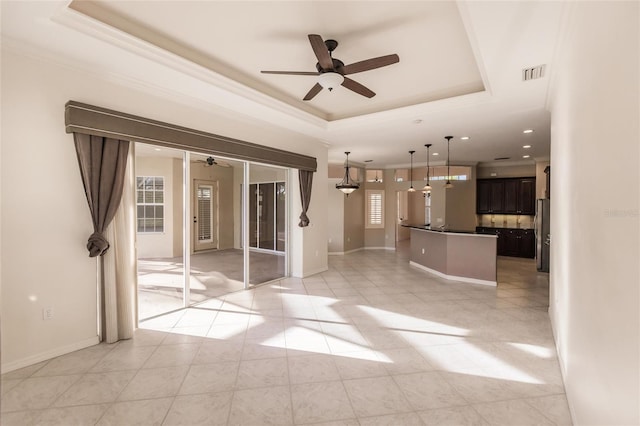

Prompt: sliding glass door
[
  {"left": 188, "top": 154, "right": 246, "bottom": 304},
  {"left": 248, "top": 164, "right": 287, "bottom": 285},
  {"left": 135, "top": 143, "right": 186, "bottom": 320},
  {"left": 135, "top": 145, "right": 288, "bottom": 322}
]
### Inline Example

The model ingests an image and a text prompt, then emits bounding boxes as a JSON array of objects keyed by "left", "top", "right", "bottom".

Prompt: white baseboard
[
  {"left": 364, "top": 246, "right": 396, "bottom": 251},
  {"left": 328, "top": 247, "right": 364, "bottom": 256},
  {"left": 548, "top": 306, "right": 577, "bottom": 424},
  {"left": 1, "top": 336, "right": 100, "bottom": 374},
  {"left": 300, "top": 265, "right": 329, "bottom": 278},
  {"left": 409, "top": 261, "right": 497, "bottom": 286}
]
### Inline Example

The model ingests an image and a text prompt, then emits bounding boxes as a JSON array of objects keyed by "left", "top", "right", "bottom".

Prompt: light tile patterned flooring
[{"left": 1, "top": 248, "right": 572, "bottom": 425}]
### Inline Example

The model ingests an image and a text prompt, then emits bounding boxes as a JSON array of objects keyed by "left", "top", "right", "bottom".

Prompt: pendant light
[
  {"left": 336, "top": 151, "right": 360, "bottom": 195},
  {"left": 407, "top": 150, "right": 416, "bottom": 192},
  {"left": 444, "top": 136, "right": 454, "bottom": 189},
  {"left": 422, "top": 143, "right": 432, "bottom": 193}
]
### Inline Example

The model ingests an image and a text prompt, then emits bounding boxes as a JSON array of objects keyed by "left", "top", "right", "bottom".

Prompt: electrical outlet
[
  {"left": 347, "top": 237, "right": 351, "bottom": 242},
  {"left": 43, "top": 306, "right": 53, "bottom": 320},
  {"left": 421, "top": 248, "right": 425, "bottom": 255}
]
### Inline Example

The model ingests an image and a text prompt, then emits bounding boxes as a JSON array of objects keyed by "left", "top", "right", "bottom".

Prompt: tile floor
[{"left": 1, "top": 248, "right": 572, "bottom": 425}]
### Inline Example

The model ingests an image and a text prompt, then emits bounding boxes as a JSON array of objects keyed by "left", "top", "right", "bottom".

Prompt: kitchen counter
[
  {"left": 402, "top": 224, "right": 480, "bottom": 234},
  {"left": 408, "top": 227, "right": 497, "bottom": 286}
]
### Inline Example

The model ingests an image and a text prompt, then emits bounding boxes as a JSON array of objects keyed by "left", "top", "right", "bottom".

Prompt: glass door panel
[
  {"left": 248, "top": 164, "right": 287, "bottom": 285},
  {"left": 249, "top": 184, "right": 258, "bottom": 248},
  {"left": 258, "top": 183, "right": 275, "bottom": 250},
  {"left": 276, "top": 182, "right": 286, "bottom": 252},
  {"left": 135, "top": 143, "right": 185, "bottom": 320},
  {"left": 189, "top": 154, "right": 245, "bottom": 304}
]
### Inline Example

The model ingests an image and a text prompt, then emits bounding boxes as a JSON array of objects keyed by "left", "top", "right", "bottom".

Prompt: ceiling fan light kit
[
  {"left": 318, "top": 72, "right": 344, "bottom": 91},
  {"left": 261, "top": 34, "right": 399, "bottom": 101}
]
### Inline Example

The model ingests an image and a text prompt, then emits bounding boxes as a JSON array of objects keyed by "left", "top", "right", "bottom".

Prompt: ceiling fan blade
[
  {"left": 341, "top": 77, "right": 376, "bottom": 98},
  {"left": 303, "top": 83, "right": 323, "bottom": 101},
  {"left": 308, "top": 34, "right": 334, "bottom": 70},
  {"left": 261, "top": 71, "right": 320, "bottom": 76},
  {"left": 342, "top": 54, "right": 400, "bottom": 75}
]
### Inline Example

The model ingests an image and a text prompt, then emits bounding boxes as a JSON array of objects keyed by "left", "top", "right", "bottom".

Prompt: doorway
[{"left": 193, "top": 180, "right": 218, "bottom": 252}]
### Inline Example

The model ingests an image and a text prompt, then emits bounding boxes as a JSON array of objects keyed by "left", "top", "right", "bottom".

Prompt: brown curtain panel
[
  {"left": 74, "top": 133, "right": 130, "bottom": 257},
  {"left": 298, "top": 169, "right": 314, "bottom": 227}
]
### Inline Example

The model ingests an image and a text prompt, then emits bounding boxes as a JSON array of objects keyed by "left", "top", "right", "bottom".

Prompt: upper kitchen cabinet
[
  {"left": 504, "top": 178, "right": 535, "bottom": 215},
  {"left": 477, "top": 179, "right": 505, "bottom": 213},
  {"left": 477, "top": 177, "right": 535, "bottom": 215}
]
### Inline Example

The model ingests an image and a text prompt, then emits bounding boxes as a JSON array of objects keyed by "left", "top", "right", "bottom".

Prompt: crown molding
[{"left": 50, "top": 5, "right": 329, "bottom": 133}]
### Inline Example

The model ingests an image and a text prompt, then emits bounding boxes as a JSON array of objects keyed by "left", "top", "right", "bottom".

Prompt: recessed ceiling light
[
  {"left": 523, "top": 129, "right": 534, "bottom": 134},
  {"left": 460, "top": 136, "right": 470, "bottom": 140},
  {"left": 523, "top": 145, "right": 531, "bottom": 149},
  {"left": 523, "top": 155, "right": 531, "bottom": 158},
  {"left": 413, "top": 119, "right": 423, "bottom": 124},
  {"left": 432, "top": 152, "right": 439, "bottom": 156},
  {"left": 154, "top": 148, "right": 162, "bottom": 151}
]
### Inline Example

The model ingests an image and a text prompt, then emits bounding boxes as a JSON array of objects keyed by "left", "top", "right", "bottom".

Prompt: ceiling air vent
[
  {"left": 494, "top": 157, "right": 510, "bottom": 161},
  {"left": 522, "top": 64, "right": 546, "bottom": 81}
]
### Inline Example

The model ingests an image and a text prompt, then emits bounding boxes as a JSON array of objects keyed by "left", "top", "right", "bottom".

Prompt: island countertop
[
  {"left": 408, "top": 227, "right": 497, "bottom": 286},
  {"left": 402, "top": 224, "right": 497, "bottom": 237}
]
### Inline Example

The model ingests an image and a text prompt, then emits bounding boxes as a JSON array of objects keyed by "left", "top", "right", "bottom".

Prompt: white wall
[
  {"left": 1, "top": 48, "right": 328, "bottom": 371},
  {"left": 343, "top": 187, "right": 365, "bottom": 252},
  {"left": 327, "top": 179, "right": 345, "bottom": 254},
  {"left": 548, "top": 2, "right": 639, "bottom": 424}
]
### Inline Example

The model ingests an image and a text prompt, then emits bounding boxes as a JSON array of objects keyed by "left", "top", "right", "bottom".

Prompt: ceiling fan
[
  {"left": 261, "top": 34, "right": 399, "bottom": 101},
  {"left": 194, "top": 156, "right": 232, "bottom": 168}
]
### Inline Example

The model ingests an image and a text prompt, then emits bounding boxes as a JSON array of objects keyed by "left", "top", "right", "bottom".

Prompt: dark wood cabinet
[
  {"left": 503, "top": 229, "right": 520, "bottom": 256},
  {"left": 476, "top": 180, "right": 492, "bottom": 213},
  {"left": 477, "top": 180, "right": 505, "bottom": 213},
  {"left": 520, "top": 229, "right": 535, "bottom": 258},
  {"left": 494, "top": 228, "right": 506, "bottom": 256},
  {"left": 477, "top": 177, "right": 535, "bottom": 215},
  {"left": 519, "top": 179, "right": 535, "bottom": 214},
  {"left": 503, "top": 180, "right": 519, "bottom": 213},
  {"left": 490, "top": 180, "right": 505, "bottom": 213},
  {"left": 475, "top": 227, "right": 535, "bottom": 258}
]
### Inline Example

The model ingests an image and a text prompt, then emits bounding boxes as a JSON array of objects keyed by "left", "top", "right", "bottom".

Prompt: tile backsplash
[{"left": 477, "top": 214, "right": 534, "bottom": 229}]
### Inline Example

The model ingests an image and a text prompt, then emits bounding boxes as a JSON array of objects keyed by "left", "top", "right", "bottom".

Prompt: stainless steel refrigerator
[{"left": 535, "top": 199, "right": 551, "bottom": 272}]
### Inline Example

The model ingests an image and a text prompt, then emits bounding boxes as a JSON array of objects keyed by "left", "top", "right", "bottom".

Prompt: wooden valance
[{"left": 65, "top": 101, "right": 317, "bottom": 172}]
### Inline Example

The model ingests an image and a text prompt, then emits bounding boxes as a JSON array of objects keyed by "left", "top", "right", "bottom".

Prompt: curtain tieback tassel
[{"left": 87, "top": 232, "right": 110, "bottom": 257}]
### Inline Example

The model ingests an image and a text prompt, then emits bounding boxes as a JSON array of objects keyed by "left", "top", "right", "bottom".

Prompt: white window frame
[
  {"left": 136, "top": 176, "right": 165, "bottom": 233},
  {"left": 365, "top": 189, "right": 385, "bottom": 229}
]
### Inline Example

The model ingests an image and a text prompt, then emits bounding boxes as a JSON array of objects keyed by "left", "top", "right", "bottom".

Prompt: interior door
[{"left": 193, "top": 180, "right": 218, "bottom": 252}]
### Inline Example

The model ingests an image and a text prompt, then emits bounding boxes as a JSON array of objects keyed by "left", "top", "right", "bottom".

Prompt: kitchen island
[{"left": 406, "top": 226, "right": 497, "bottom": 286}]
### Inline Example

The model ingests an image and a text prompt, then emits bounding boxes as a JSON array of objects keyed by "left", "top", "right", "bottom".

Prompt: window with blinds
[
  {"left": 136, "top": 176, "right": 164, "bottom": 233},
  {"left": 365, "top": 190, "right": 384, "bottom": 229},
  {"left": 197, "top": 186, "right": 212, "bottom": 242}
]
